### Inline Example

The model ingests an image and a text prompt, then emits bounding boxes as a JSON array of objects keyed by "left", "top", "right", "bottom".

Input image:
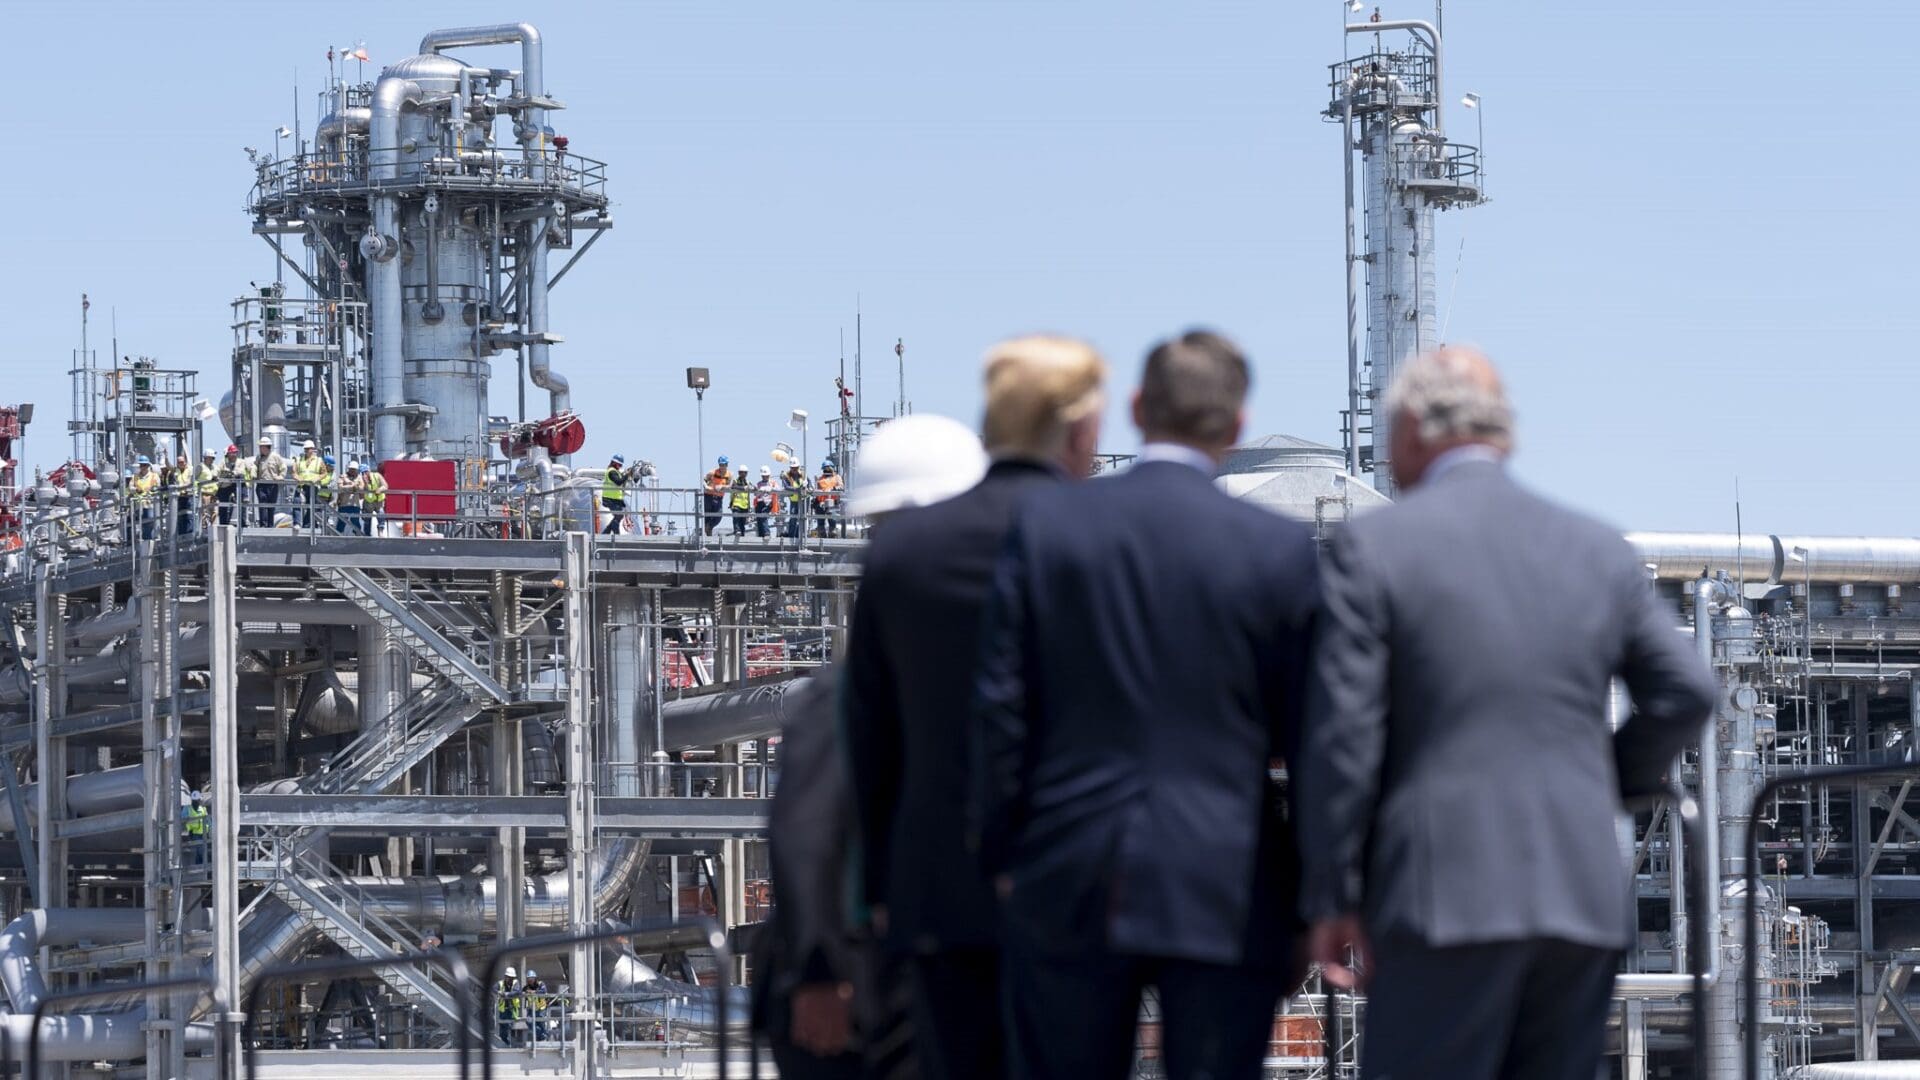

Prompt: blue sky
[{"left": 5, "top": 1, "right": 1913, "bottom": 534}]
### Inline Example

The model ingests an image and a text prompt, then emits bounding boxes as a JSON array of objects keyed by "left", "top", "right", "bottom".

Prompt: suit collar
[{"left": 985, "top": 458, "right": 1066, "bottom": 482}]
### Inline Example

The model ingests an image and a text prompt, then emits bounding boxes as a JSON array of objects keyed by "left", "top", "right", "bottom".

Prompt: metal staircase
[
  {"left": 321, "top": 566, "right": 508, "bottom": 703},
  {"left": 269, "top": 843, "right": 476, "bottom": 1041},
  {"left": 303, "top": 679, "right": 477, "bottom": 796}
]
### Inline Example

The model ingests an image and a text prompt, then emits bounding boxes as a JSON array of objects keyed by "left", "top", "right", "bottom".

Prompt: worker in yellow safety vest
[
  {"left": 291, "top": 441, "right": 327, "bottom": 527},
  {"left": 600, "top": 454, "right": 633, "bottom": 536},
  {"left": 182, "top": 791, "right": 209, "bottom": 866},
  {"left": 360, "top": 465, "right": 388, "bottom": 537},
  {"left": 729, "top": 468, "right": 752, "bottom": 537},
  {"left": 194, "top": 450, "right": 219, "bottom": 532},
  {"left": 128, "top": 456, "right": 160, "bottom": 540}
]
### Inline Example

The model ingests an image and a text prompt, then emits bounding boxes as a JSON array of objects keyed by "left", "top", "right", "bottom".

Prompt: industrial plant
[{"left": 0, "top": 12, "right": 1913, "bottom": 1080}]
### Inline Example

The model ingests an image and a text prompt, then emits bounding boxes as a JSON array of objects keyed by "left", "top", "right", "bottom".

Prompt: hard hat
[
  {"left": 718, "top": 455, "right": 729, "bottom": 465},
  {"left": 323, "top": 454, "right": 336, "bottom": 467},
  {"left": 225, "top": 444, "right": 239, "bottom": 455},
  {"left": 525, "top": 968, "right": 538, "bottom": 978},
  {"left": 258, "top": 436, "right": 272, "bottom": 445},
  {"left": 136, "top": 455, "right": 151, "bottom": 466},
  {"left": 202, "top": 449, "right": 215, "bottom": 458},
  {"left": 346, "top": 460, "right": 361, "bottom": 471},
  {"left": 821, "top": 461, "right": 836, "bottom": 473},
  {"left": 845, "top": 414, "right": 987, "bottom": 518},
  {"left": 505, "top": 966, "right": 518, "bottom": 979},
  {"left": 759, "top": 465, "right": 771, "bottom": 477},
  {"left": 302, "top": 440, "right": 316, "bottom": 450},
  {"left": 610, "top": 453, "right": 625, "bottom": 466}
]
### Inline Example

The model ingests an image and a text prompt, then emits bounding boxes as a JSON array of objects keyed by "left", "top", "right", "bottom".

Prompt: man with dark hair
[{"left": 973, "top": 329, "right": 1316, "bottom": 1080}]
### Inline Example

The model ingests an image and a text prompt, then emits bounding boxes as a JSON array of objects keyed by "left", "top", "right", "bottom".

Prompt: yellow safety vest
[
  {"left": 361, "top": 472, "right": 388, "bottom": 508},
  {"left": 183, "top": 804, "right": 208, "bottom": 837},
  {"left": 317, "top": 467, "right": 335, "bottom": 500},
  {"left": 129, "top": 472, "right": 159, "bottom": 505},
  {"left": 196, "top": 464, "right": 219, "bottom": 497},
  {"left": 729, "top": 483, "right": 751, "bottom": 511},
  {"left": 293, "top": 455, "right": 327, "bottom": 485},
  {"left": 602, "top": 467, "right": 627, "bottom": 504}
]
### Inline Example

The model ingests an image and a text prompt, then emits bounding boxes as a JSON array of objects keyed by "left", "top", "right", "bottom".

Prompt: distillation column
[{"left": 1327, "top": 19, "right": 1483, "bottom": 496}]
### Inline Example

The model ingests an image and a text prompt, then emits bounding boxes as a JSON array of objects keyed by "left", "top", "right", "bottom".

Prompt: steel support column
[
  {"left": 562, "top": 532, "right": 596, "bottom": 1077},
  {"left": 209, "top": 526, "right": 243, "bottom": 1065},
  {"left": 1857, "top": 689, "right": 1881, "bottom": 1060}
]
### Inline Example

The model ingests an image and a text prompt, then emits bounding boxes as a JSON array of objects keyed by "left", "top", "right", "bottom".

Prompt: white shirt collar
[
  {"left": 1136, "top": 442, "right": 1217, "bottom": 475},
  {"left": 1421, "top": 444, "right": 1506, "bottom": 486}
]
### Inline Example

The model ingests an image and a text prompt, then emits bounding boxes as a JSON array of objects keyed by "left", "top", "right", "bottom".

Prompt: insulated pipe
[
  {"left": 65, "top": 599, "right": 373, "bottom": 647},
  {"left": 658, "top": 678, "right": 813, "bottom": 753},
  {"left": 0, "top": 625, "right": 209, "bottom": 705},
  {"left": 368, "top": 74, "right": 419, "bottom": 462},
  {"left": 1630, "top": 531, "right": 1920, "bottom": 585},
  {"left": 0, "top": 764, "right": 169, "bottom": 836}
]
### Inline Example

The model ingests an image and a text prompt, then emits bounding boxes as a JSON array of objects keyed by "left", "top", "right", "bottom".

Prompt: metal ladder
[
  {"left": 304, "top": 679, "right": 478, "bottom": 796},
  {"left": 321, "top": 566, "right": 508, "bottom": 703},
  {"left": 271, "top": 843, "right": 474, "bottom": 1041}
]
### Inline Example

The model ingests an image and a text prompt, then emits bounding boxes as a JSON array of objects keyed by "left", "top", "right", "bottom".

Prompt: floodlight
[{"left": 1461, "top": 92, "right": 1481, "bottom": 109}]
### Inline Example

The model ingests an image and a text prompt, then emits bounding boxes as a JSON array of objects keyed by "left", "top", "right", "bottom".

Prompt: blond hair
[{"left": 980, "top": 335, "right": 1108, "bottom": 458}]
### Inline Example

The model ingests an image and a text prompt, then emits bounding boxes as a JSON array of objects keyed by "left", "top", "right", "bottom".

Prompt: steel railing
[
  {"left": 244, "top": 948, "right": 477, "bottom": 1080},
  {"left": 1743, "top": 751, "right": 1920, "bottom": 1080}
]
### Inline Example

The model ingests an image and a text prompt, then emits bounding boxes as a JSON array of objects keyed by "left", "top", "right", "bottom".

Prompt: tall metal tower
[{"left": 1327, "top": 15, "right": 1483, "bottom": 496}]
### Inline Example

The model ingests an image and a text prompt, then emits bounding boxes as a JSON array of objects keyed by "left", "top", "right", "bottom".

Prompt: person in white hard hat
[
  {"left": 844, "top": 415, "right": 991, "bottom": 525},
  {"left": 496, "top": 965, "right": 522, "bottom": 1046},
  {"left": 753, "top": 465, "right": 776, "bottom": 540},
  {"left": 252, "top": 437, "right": 288, "bottom": 527}
]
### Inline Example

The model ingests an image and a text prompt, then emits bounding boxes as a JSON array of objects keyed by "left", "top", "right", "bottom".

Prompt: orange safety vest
[
  {"left": 705, "top": 468, "right": 731, "bottom": 496},
  {"left": 815, "top": 474, "right": 843, "bottom": 505}
]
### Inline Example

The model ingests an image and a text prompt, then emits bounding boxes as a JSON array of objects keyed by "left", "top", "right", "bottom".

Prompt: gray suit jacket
[{"left": 1296, "top": 460, "right": 1715, "bottom": 949}]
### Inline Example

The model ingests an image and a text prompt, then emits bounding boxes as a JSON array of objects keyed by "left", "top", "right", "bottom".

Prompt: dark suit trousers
[
  {"left": 1003, "top": 946, "right": 1284, "bottom": 1080},
  {"left": 909, "top": 948, "right": 1004, "bottom": 1080},
  {"left": 1361, "top": 936, "right": 1619, "bottom": 1080}
]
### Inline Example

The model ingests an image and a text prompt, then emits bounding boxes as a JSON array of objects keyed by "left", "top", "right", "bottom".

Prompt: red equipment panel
[{"left": 377, "top": 459, "right": 459, "bottom": 521}]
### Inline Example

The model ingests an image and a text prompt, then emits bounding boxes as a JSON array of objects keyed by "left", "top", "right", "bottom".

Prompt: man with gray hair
[{"left": 1296, "top": 347, "right": 1715, "bottom": 1079}]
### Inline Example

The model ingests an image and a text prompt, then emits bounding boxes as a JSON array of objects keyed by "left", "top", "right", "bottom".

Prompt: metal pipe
[
  {"left": 658, "top": 677, "right": 814, "bottom": 752},
  {"left": 1340, "top": 77, "right": 1362, "bottom": 479},
  {"left": 415, "top": 24, "right": 571, "bottom": 431},
  {"left": 1344, "top": 19, "right": 1443, "bottom": 137},
  {"left": 368, "top": 74, "right": 419, "bottom": 462},
  {"left": 1632, "top": 531, "right": 1920, "bottom": 585}
]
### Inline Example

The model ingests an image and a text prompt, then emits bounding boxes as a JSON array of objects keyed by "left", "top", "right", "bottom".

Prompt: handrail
[
  {"left": 478, "top": 917, "right": 730, "bottom": 1080},
  {"left": 1744, "top": 752, "right": 1920, "bottom": 1080},
  {"left": 243, "top": 947, "right": 475, "bottom": 1079}
]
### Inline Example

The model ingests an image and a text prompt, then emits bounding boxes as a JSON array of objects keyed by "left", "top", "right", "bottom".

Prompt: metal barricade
[
  {"left": 242, "top": 947, "right": 475, "bottom": 1080},
  {"left": 479, "top": 917, "right": 731, "bottom": 1080},
  {"left": 1, "top": 972, "right": 220, "bottom": 1079},
  {"left": 1744, "top": 751, "right": 1920, "bottom": 1080}
]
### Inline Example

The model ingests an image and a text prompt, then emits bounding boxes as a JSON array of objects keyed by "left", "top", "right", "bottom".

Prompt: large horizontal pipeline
[{"left": 1630, "top": 531, "right": 1920, "bottom": 585}]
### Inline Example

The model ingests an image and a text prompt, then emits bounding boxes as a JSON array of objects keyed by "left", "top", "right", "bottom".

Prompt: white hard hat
[
  {"left": 505, "top": 966, "right": 518, "bottom": 978},
  {"left": 846, "top": 414, "right": 988, "bottom": 518},
  {"left": 303, "top": 440, "right": 316, "bottom": 450}
]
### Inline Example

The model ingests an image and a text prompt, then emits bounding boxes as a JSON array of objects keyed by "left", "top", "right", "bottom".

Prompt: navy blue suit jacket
[
  {"left": 972, "top": 459, "right": 1318, "bottom": 967},
  {"left": 844, "top": 460, "right": 1066, "bottom": 952}
]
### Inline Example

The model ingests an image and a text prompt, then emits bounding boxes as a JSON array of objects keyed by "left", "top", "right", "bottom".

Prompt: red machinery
[
  {"left": 0, "top": 407, "right": 20, "bottom": 547},
  {"left": 378, "top": 458, "right": 460, "bottom": 525},
  {"left": 498, "top": 412, "right": 586, "bottom": 459}
]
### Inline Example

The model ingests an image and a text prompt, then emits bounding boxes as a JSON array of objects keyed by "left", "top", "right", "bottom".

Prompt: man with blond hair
[
  {"left": 845, "top": 333, "right": 1106, "bottom": 1080},
  {"left": 1297, "top": 348, "right": 1714, "bottom": 1080}
]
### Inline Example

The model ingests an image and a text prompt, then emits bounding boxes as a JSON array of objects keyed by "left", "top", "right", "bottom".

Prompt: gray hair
[{"left": 1384, "top": 347, "right": 1514, "bottom": 447}]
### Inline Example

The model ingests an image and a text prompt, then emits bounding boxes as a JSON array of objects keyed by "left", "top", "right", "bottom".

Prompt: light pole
[
  {"left": 687, "top": 368, "right": 710, "bottom": 542},
  {"left": 1460, "top": 92, "right": 1484, "bottom": 189}
]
